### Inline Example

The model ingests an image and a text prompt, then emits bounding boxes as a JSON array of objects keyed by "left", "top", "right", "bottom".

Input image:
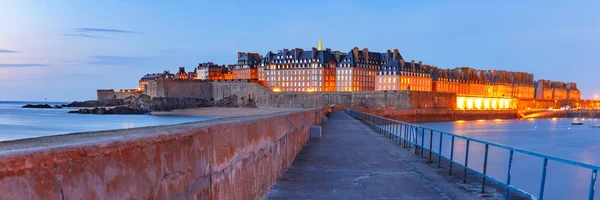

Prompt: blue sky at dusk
[{"left": 1, "top": 0, "right": 599, "bottom": 101}]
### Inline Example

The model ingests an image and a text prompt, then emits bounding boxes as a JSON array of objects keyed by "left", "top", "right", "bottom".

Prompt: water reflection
[{"left": 421, "top": 118, "right": 600, "bottom": 200}]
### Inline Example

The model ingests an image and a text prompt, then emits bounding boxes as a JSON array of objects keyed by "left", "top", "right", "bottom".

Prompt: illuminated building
[
  {"left": 175, "top": 67, "right": 195, "bottom": 80},
  {"left": 566, "top": 82, "right": 581, "bottom": 100},
  {"left": 138, "top": 71, "right": 173, "bottom": 92},
  {"left": 534, "top": 80, "right": 577, "bottom": 100},
  {"left": 208, "top": 64, "right": 225, "bottom": 80},
  {"left": 223, "top": 65, "right": 234, "bottom": 80},
  {"left": 337, "top": 47, "right": 380, "bottom": 91},
  {"left": 258, "top": 51, "right": 276, "bottom": 86},
  {"left": 456, "top": 96, "right": 516, "bottom": 110},
  {"left": 232, "top": 52, "right": 261, "bottom": 80},
  {"left": 376, "top": 49, "right": 432, "bottom": 91},
  {"left": 264, "top": 46, "right": 338, "bottom": 92},
  {"left": 196, "top": 62, "right": 216, "bottom": 80}
]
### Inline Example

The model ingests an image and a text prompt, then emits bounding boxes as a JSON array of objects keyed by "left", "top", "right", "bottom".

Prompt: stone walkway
[{"left": 265, "top": 111, "right": 479, "bottom": 200}]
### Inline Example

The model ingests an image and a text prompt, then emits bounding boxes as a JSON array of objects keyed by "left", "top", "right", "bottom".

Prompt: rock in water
[
  {"left": 68, "top": 106, "right": 148, "bottom": 115},
  {"left": 22, "top": 104, "right": 53, "bottom": 108}
]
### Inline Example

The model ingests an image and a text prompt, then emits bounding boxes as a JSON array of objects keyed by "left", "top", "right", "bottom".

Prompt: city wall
[
  {"left": 146, "top": 79, "right": 213, "bottom": 99},
  {"left": 0, "top": 108, "right": 327, "bottom": 200},
  {"left": 211, "top": 82, "right": 456, "bottom": 109}
]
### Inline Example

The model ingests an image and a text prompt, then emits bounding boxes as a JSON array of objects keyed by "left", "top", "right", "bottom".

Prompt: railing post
[
  {"left": 403, "top": 125, "right": 407, "bottom": 148},
  {"left": 421, "top": 128, "right": 425, "bottom": 158},
  {"left": 482, "top": 144, "right": 489, "bottom": 193},
  {"left": 438, "top": 132, "right": 443, "bottom": 168},
  {"left": 464, "top": 140, "right": 470, "bottom": 184},
  {"left": 505, "top": 150, "right": 514, "bottom": 200},
  {"left": 539, "top": 158, "right": 548, "bottom": 200},
  {"left": 429, "top": 130, "right": 433, "bottom": 163},
  {"left": 388, "top": 120, "right": 393, "bottom": 139},
  {"left": 396, "top": 124, "right": 401, "bottom": 144},
  {"left": 589, "top": 169, "right": 597, "bottom": 200},
  {"left": 449, "top": 136, "right": 455, "bottom": 176},
  {"left": 414, "top": 127, "right": 419, "bottom": 155},
  {"left": 408, "top": 126, "right": 412, "bottom": 151}
]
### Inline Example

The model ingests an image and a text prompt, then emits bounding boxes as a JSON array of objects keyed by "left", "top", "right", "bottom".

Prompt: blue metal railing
[{"left": 345, "top": 109, "right": 599, "bottom": 200}]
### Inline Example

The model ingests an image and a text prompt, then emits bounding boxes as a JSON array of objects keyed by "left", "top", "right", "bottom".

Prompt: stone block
[{"left": 310, "top": 126, "right": 322, "bottom": 139}]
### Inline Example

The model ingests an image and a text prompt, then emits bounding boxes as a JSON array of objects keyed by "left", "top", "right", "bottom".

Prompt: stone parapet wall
[
  {"left": 0, "top": 108, "right": 326, "bottom": 200},
  {"left": 344, "top": 108, "right": 519, "bottom": 123}
]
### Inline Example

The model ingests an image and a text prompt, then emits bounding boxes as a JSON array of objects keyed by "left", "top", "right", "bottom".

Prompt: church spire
[{"left": 318, "top": 37, "right": 323, "bottom": 51}]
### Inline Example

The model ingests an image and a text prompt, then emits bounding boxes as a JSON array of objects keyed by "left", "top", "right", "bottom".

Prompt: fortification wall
[
  {"left": 211, "top": 83, "right": 456, "bottom": 109},
  {"left": 146, "top": 79, "right": 212, "bottom": 99},
  {"left": 96, "top": 89, "right": 115, "bottom": 101},
  {"left": 0, "top": 108, "right": 327, "bottom": 200},
  {"left": 115, "top": 92, "right": 134, "bottom": 99}
]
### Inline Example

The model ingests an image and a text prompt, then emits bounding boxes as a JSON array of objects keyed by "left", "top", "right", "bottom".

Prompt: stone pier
[{"left": 265, "top": 111, "right": 480, "bottom": 200}]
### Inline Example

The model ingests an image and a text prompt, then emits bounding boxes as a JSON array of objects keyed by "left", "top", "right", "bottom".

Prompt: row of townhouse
[{"left": 189, "top": 45, "right": 579, "bottom": 101}]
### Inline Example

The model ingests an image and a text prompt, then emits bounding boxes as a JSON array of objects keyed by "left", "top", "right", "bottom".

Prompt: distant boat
[
  {"left": 591, "top": 124, "right": 600, "bottom": 128},
  {"left": 572, "top": 109, "right": 584, "bottom": 125},
  {"left": 572, "top": 121, "right": 584, "bottom": 125}
]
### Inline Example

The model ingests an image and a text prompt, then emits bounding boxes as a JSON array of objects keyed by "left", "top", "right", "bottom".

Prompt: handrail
[{"left": 345, "top": 109, "right": 599, "bottom": 200}]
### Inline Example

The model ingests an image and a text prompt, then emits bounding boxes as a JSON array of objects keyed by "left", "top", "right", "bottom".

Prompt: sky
[{"left": 0, "top": 0, "right": 599, "bottom": 101}]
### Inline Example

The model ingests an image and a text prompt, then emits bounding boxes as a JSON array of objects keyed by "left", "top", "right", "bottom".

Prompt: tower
[{"left": 318, "top": 37, "right": 322, "bottom": 51}]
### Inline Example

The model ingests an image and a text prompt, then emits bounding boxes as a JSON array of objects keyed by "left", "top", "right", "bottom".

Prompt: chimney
[
  {"left": 393, "top": 49, "right": 399, "bottom": 60},
  {"left": 353, "top": 47, "right": 359, "bottom": 59},
  {"left": 326, "top": 48, "right": 331, "bottom": 52},
  {"left": 237, "top": 52, "right": 244, "bottom": 60},
  {"left": 362, "top": 48, "right": 369, "bottom": 60}
]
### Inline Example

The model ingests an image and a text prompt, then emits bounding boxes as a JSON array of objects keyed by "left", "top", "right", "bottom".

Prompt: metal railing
[{"left": 345, "top": 109, "right": 599, "bottom": 200}]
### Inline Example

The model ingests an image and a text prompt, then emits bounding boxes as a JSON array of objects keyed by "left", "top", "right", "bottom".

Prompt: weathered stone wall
[
  {"left": 516, "top": 98, "right": 561, "bottom": 110},
  {"left": 97, "top": 89, "right": 115, "bottom": 101},
  {"left": 115, "top": 91, "right": 135, "bottom": 99},
  {"left": 347, "top": 108, "right": 518, "bottom": 123},
  {"left": 147, "top": 79, "right": 213, "bottom": 99},
  {"left": 211, "top": 82, "right": 456, "bottom": 109},
  {"left": 0, "top": 108, "right": 327, "bottom": 200}
]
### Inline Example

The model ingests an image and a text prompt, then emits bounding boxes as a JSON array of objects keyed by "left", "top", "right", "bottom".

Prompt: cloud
[
  {"left": 0, "top": 64, "right": 49, "bottom": 68},
  {"left": 62, "top": 33, "right": 107, "bottom": 39},
  {"left": 88, "top": 56, "right": 147, "bottom": 66},
  {"left": 0, "top": 49, "right": 18, "bottom": 53},
  {"left": 77, "top": 28, "right": 139, "bottom": 34}
]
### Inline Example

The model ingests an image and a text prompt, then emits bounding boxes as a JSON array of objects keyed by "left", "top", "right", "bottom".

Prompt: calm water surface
[
  {"left": 420, "top": 118, "right": 600, "bottom": 200},
  {"left": 0, "top": 101, "right": 219, "bottom": 142}
]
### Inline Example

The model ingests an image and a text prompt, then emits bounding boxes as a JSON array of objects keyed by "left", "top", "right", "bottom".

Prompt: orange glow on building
[
  {"left": 456, "top": 96, "right": 515, "bottom": 110},
  {"left": 265, "top": 48, "right": 339, "bottom": 92}
]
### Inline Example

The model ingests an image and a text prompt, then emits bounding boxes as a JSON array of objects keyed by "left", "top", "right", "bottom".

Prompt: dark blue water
[
  {"left": 420, "top": 118, "right": 600, "bottom": 200},
  {"left": 0, "top": 101, "right": 219, "bottom": 142}
]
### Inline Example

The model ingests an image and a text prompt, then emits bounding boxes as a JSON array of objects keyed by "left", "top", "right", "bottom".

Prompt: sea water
[
  {"left": 0, "top": 101, "right": 219, "bottom": 142},
  {"left": 420, "top": 118, "right": 600, "bottom": 200}
]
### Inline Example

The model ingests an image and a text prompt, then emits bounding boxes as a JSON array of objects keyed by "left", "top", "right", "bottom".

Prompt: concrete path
[{"left": 265, "top": 111, "right": 480, "bottom": 200}]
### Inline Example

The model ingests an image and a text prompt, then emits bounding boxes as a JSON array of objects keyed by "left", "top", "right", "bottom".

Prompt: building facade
[
  {"left": 264, "top": 48, "right": 338, "bottom": 92},
  {"left": 232, "top": 52, "right": 261, "bottom": 80},
  {"left": 336, "top": 47, "right": 380, "bottom": 92}
]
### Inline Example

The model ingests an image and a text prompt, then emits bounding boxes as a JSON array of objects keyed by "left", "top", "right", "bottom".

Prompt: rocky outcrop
[
  {"left": 67, "top": 94, "right": 256, "bottom": 115},
  {"left": 22, "top": 104, "right": 55, "bottom": 109},
  {"left": 66, "top": 99, "right": 125, "bottom": 107},
  {"left": 214, "top": 95, "right": 257, "bottom": 108},
  {"left": 68, "top": 106, "right": 148, "bottom": 115}
]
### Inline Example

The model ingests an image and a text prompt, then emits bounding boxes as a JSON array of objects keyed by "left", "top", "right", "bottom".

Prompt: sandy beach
[{"left": 151, "top": 107, "right": 302, "bottom": 117}]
